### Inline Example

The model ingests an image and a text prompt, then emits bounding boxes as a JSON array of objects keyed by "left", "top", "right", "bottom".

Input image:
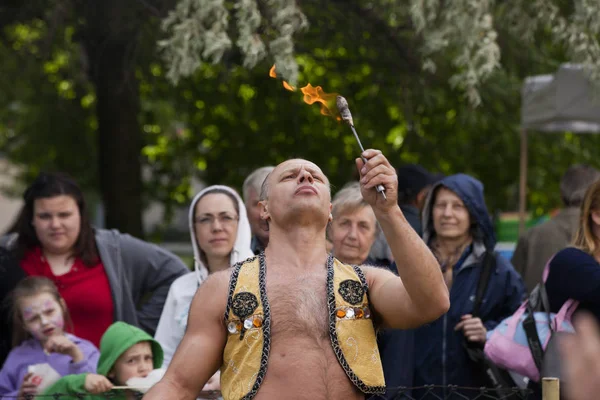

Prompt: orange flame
[
  {"left": 300, "top": 84, "right": 340, "bottom": 120},
  {"left": 283, "top": 81, "right": 295, "bottom": 91},
  {"left": 269, "top": 65, "right": 340, "bottom": 120},
  {"left": 269, "top": 65, "right": 296, "bottom": 91}
]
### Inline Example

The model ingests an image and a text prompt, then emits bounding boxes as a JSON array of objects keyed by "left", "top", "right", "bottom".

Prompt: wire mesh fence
[
  {"left": 369, "top": 385, "right": 533, "bottom": 400},
  {"left": 4, "top": 386, "right": 535, "bottom": 400}
]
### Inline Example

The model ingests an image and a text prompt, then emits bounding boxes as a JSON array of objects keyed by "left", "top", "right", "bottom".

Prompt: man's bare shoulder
[
  {"left": 359, "top": 264, "right": 396, "bottom": 276},
  {"left": 193, "top": 270, "right": 231, "bottom": 314},
  {"left": 359, "top": 264, "right": 398, "bottom": 288},
  {"left": 203, "top": 268, "right": 233, "bottom": 288}
]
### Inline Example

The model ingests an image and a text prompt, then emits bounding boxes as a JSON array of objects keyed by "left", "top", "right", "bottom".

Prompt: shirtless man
[{"left": 144, "top": 149, "right": 449, "bottom": 400}]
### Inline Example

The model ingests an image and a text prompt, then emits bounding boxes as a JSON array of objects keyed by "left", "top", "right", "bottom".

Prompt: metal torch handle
[{"left": 351, "top": 125, "right": 387, "bottom": 200}]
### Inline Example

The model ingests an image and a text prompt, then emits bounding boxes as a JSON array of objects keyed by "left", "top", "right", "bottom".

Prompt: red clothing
[{"left": 20, "top": 247, "right": 114, "bottom": 347}]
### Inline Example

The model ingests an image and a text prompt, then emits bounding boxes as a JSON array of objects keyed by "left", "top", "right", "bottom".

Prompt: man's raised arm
[
  {"left": 357, "top": 149, "right": 449, "bottom": 329},
  {"left": 143, "top": 272, "right": 229, "bottom": 400}
]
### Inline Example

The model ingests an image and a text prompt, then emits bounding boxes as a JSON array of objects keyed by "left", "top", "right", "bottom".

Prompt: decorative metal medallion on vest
[
  {"left": 231, "top": 292, "right": 260, "bottom": 339},
  {"left": 221, "top": 253, "right": 385, "bottom": 400},
  {"left": 338, "top": 279, "right": 365, "bottom": 305}
]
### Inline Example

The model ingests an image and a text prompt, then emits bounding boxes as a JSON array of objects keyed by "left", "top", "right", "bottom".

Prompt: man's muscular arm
[
  {"left": 143, "top": 271, "right": 229, "bottom": 400},
  {"left": 357, "top": 149, "right": 449, "bottom": 329}
]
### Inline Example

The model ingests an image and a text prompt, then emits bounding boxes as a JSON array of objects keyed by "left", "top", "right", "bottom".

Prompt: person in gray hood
[{"left": 0, "top": 172, "right": 189, "bottom": 357}]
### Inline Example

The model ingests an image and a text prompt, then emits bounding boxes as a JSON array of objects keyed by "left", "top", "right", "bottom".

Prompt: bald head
[
  {"left": 257, "top": 158, "right": 334, "bottom": 243},
  {"left": 260, "top": 159, "right": 330, "bottom": 201}
]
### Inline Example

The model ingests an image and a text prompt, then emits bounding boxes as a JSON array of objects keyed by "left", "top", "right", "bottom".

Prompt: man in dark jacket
[
  {"left": 512, "top": 164, "right": 600, "bottom": 292},
  {"left": 412, "top": 174, "right": 526, "bottom": 398}
]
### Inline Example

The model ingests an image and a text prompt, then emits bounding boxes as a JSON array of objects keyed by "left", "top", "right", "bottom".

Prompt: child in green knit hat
[{"left": 42, "top": 322, "right": 163, "bottom": 399}]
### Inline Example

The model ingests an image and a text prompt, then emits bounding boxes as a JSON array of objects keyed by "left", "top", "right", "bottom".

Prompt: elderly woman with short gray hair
[{"left": 328, "top": 182, "right": 380, "bottom": 266}]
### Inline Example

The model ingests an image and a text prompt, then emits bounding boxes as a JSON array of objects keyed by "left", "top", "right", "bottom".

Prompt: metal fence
[{"left": 370, "top": 385, "right": 533, "bottom": 400}]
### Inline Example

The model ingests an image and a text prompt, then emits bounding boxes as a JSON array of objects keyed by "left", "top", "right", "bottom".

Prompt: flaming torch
[
  {"left": 336, "top": 96, "right": 386, "bottom": 200},
  {"left": 269, "top": 65, "right": 386, "bottom": 200}
]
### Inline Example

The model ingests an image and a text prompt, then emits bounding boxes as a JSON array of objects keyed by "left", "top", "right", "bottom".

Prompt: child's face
[
  {"left": 109, "top": 342, "right": 154, "bottom": 385},
  {"left": 20, "top": 292, "right": 65, "bottom": 343}
]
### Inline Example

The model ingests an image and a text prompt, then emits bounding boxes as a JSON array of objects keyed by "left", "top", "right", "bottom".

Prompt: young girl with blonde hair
[{"left": 0, "top": 277, "right": 99, "bottom": 398}]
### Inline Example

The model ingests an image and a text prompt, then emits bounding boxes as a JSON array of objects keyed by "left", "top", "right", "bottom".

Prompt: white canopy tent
[{"left": 519, "top": 63, "right": 600, "bottom": 233}]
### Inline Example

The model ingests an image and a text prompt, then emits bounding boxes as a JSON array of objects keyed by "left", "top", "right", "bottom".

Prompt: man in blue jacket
[{"left": 412, "top": 174, "right": 526, "bottom": 397}]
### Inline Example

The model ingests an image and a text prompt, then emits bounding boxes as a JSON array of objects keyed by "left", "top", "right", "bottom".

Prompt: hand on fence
[
  {"left": 85, "top": 374, "right": 114, "bottom": 394},
  {"left": 455, "top": 314, "right": 487, "bottom": 343},
  {"left": 17, "top": 372, "right": 37, "bottom": 398}
]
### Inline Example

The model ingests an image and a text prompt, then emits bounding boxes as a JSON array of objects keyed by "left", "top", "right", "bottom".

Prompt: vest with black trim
[{"left": 220, "top": 253, "right": 385, "bottom": 400}]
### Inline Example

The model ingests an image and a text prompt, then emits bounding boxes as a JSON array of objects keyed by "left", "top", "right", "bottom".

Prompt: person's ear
[{"left": 259, "top": 200, "right": 270, "bottom": 222}]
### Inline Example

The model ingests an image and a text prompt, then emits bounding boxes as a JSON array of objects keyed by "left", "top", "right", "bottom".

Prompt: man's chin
[{"left": 280, "top": 204, "right": 328, "bottom": 219}]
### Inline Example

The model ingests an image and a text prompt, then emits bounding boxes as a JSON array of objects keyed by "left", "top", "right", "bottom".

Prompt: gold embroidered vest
[{"left": 220, "top": 253, "right": 385, "bottom": 400}]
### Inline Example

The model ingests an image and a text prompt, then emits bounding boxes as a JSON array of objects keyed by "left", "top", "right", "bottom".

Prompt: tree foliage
[
  {"left": 0, "top": 20, "right": 97, "bottom": 188},
  {"left": 162, "top": 0, "right": 600, "bottom": 107},
  {"left": 1, "top": 0, "right": 600, "bottom": 238}
]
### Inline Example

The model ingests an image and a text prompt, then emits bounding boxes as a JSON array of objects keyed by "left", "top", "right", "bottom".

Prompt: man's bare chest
[{"left": 266, "top": 272, "right": 329, "bottom": 339}]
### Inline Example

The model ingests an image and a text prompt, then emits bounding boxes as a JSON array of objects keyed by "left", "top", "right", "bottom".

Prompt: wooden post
[
  {"left": 542, "top": 377, "right": 560, "bottom": 400},
  {"left": 518, "top": 128, "right": 528, "bottom": 235}
]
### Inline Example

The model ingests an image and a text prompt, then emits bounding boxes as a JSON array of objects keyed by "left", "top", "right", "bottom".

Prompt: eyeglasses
[{"left": 195, "top": 214, "right": 239, "bottom": 228}]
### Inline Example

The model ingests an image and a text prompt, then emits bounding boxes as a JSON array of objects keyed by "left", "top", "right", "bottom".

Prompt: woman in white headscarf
[{"left": 155, "top": 185, "right": 253, "bottom": 393}]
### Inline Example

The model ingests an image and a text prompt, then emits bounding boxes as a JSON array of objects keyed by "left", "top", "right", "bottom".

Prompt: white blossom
[
  {"left": 408, "top": 0, "right": 600, "bottom": 105},
  {"left": 159, "top": 0, "right": 306, "bottom": 85},
  {"left": 160, "top": 0, "right": 600, "bottom": 104}
]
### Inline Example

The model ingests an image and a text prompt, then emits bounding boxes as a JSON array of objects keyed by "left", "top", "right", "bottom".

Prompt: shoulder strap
[
  {"left": 472, "top": 251, "right": 495, "bottom": 318},
  {"left": 523, "top": 292, "right": 545, "bottom": 372},
  {"left": 522, "top": 275, "right": 554, "bottom": 373}
]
